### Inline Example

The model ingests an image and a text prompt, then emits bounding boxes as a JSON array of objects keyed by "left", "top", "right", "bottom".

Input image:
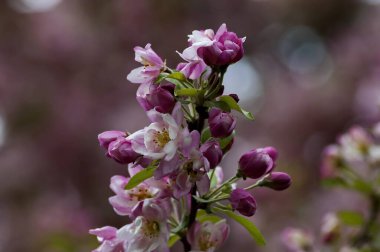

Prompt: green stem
[
  {"left": 353, "top": 194, "right": 380, "bottom": 248},
  {"left": 206, "top": 176, "right": 239, "bottom": 199}
]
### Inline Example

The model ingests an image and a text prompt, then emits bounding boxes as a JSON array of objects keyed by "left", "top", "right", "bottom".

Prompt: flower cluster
[
  {"left": 282, "top": 123, "right": 380, "bottom": 252},
  {"left": 91, "top": 24, "right": 291, "bottom": 252}
]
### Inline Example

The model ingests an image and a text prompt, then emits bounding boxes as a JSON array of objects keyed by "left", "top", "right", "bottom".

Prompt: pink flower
[
  {"left": 176, "top": 47, "right": 207, "bottom": 80},
  {"left": 108, "top": 165, "right": 170, "bottom": 217},
  {"left": 98, "top": 130, "right": 126, "bottom": 149},
  {"left": 119, "top": 200, "right": 170, "bottom": 252},
  {"left": 127, "top": 44, "right": 164, "bottom": 84},
  {"left": 134, "top": 43, "right": 164, "bottom": 67},
  {"left": 89, "top": 226, "right": 125, "bottom": 252},
  {"left": 107, "top": 137, "right": 141, "bottom": 164},
  {"left": 197, "top": 24, "right": 245, "bottom": 67},
  {"left": 136, "top": 82, "right": 176, "bottom": 114},
  {"left": 128, "top": 103, "right": 184, "bottom": 161},
  {"left": 173, "top": 149, "right": 210, "bottom": 198},
  {"left": 90, "top": 200, "right": 170, "bottom": 252},
  {"left": 187, "top": 220, "right": 229, "bottom": 252},
  {"left": 281, "top": 228, "right": 315, "bottom": 252}
]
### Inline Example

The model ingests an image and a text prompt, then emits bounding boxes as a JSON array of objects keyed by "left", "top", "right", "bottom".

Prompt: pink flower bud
[
  {"left": 238, "top": 147, "right": 275, "bottom": 179},
  {"left": 200, "top": 140, "right": 223, "bottom": 168},
  {"left": 321, "top": 213, "right": 341, "bottom": 244},
  {"left": 136, "top": 83, "right": 176, "bottom": 114},
  {"left": 229, "top": 188, "right": 257, "bottom": 217},
  {"left": 197, "top": 24, "right": 245, "bottom": 67},
  {"left": 263, "top": 172, "right": 291, "bottom": 191},
  {"left": 107, "top": 137, "right": 140, "bottom": 164},
  {"left": 208, "top": 108, "right": 236, "bottom": 138},
  {"left": 98, "top": 130, "right": 126, "bottom": 149}
]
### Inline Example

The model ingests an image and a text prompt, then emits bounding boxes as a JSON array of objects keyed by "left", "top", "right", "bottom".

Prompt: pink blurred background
[{"left": 1, "top": 0, "right": 380, "bottom": 251}]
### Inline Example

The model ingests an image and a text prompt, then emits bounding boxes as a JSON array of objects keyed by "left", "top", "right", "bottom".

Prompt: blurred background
[{"left": 1, "top": 0, "right": 380, "bottom": 251}]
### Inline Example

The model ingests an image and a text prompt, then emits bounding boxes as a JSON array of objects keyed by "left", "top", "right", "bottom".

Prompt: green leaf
[
  {"left": 168, "top": 234, "right": 180, "bottom": 247},
  {"left": 214, "top": 208, "right": 266, "bottom": 246},
  {"left": 125, "top": 165, "right": 157, "bottom": 190},
  {"left": 201, "top": 127, "right": 211, "bottom": 143},
  {"left": 208, "top": 169, "right": 218, "bottom": 189},
  {"left": 167, "top": 72, "right": 187, "bottom": 81},
  {"left": 218, "top": 95, "right": 254, "bottom": 120},
  {"left": 337, "top": 211, "right": 364, "bottom": 226},
  {"left": 204, "top": 100, "right": 231, "bottom": 112},
  {"left": 322, "top": 177, "right": 348, "bottom": 188},
  {"left": 155, "top": 72, "right": 169, "bottom": 83},
  {"left": 196, "top": 209, "right": 222, "bottom": 223},
  {"left": 350, "top": 179, "right": 372, "bottom": 195},
  {"left": 219, "top": 131, "right": 235, "bottom": 150},
  {"left": 175, "top": 88, "right": 199, "bottom": 97}
]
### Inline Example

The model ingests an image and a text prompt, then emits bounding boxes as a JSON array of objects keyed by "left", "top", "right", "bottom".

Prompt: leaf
[
  {"left": 167, "top": 72, "right": 187, "bottom": 81},
  {"left": 219, "top": 131, "right": 235, "bottom": 150},
  {"left": 350, "top": 179, "right": 372, "bottom": 195},
  {"left": 155, "top": 73, "right": 169, "bottom": 83},
  {"left": 196, "top": 209, "right": 222, "bottom": 223},
  {"left": 204, "top": 100, "right": 231, "bottom": 112},
  {"left": 168, "top": 234, "right": 180, "bottom": 247},
  {"left": 322, "top": 177, "right": 348, "bottom": 188},
  {"left": 214, "top": 208, "right": 266, "bottom": 246},
  {"left": 125, "top": 165, "right": 157, "bottom": 190},
  {"left": 337, "top": 211, "right": 364, "bottom": 226},
  {"left": 208, "top": 169, "right": 218, "bottom": 189},
  {"left": 201, "top": 127, "right": 211, "bottom": 143},
  {"left": 175, "top": 88, "right": 199, "bottom": 97},
  {"left": 218, "top": 95, "right": 254, "bottom": 120}
]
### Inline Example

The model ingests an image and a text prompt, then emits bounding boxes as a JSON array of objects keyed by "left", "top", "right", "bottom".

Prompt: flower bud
[
  {"left": 200, "top": 140, "right": 223, "bottom": 168},
  {"left": 98, "top": 131, "right": 126, "bottom": 149},
  {"left": 282, "top": 228, "right": 314, "bottom": 252},
  {"left": 321, "top": 213, "right": 341, "bottom": 244},
  {"left": 229, "top": 189, "right": 257, "bottom": 217},
  {"left": 238, "top": 148, "right": 275, "bottom": 179},
  {"left": 107, "top": 137, "right": 140, "bottom": 164},
  {"left": 208, "top": 108, "right": 236, "bottom": 138},
  {"left": 197, "top": 24, "right": 245, "bottom": 67},
  {"left": 136, "top": 83, "right": 175, "bottom": 114},
  {"left": 262, "top": 172, "right": 291, "bottom": 191}
]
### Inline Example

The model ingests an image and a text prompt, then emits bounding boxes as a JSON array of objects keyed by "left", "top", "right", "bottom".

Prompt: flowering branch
[
  {"left": 90, "top": 23, "right": 291, "bottom": 252},
  {"left": 282, "top": 123, "right": 380, "bottom": 252}
]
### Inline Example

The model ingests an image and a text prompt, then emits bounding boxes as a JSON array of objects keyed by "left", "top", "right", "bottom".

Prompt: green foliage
[
  {"left": 214, "top": 207, "right": 266, "bottom": 246},
  {"left": 337, "top": 210, "right": 365, "bottom": 226},
  {"left": 196, "top": 209, "right": 223, "bottom": 223},
  {"left": 125, "top": 164, "right": 157, "bottom": 190},
  {"left": 218, "top": 95, "right": 254, "bottom": 120},
  {"left": 168, "top": 234, "right": 181, "bottom": 247}
]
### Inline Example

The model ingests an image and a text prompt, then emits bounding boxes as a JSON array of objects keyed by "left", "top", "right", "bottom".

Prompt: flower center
[
  {"left": 198, "top": 231, "right": 217, "bottom": 251},
  {"left": 153, "top": 128, "right": 170, "bottom": 149},
  {"left": 142, "top": 220, "right": 160, "bottom": 239},
  {"left": 128, "top": 186, "right": 153, "bottom": 201}
]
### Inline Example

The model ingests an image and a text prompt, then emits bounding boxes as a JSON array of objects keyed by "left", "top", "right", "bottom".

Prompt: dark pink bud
[
  {"left": 229, "top": 94, "right": 240, "bottom": 103},
  {"left": 208, "top": 108, "right": 236, "bottom": 138},
  {"left": 136, "top": 83, "right": 175, "bottom": 114},
  {"left": 263, "top": 172, "right": 291, "bottom": 191},
  {"left": 229, "top": 188, "right": 257, "bottom": 217},
  {"left": 238, "top": 148, "right": 276, "bottom": 179},
  {"left": 107, "top": 137, "right": 140, "bottom": 164},
  {"left": 200, "top": 140, "right": 223, "bottom": 168},
  {"left": 263, "top": 146, "right": 278, "bottom": 161},
  {"left": 98, "top": 131, "right": 126, "bottom": 149},
  {"left": 197, "top": 24, "right": 245, "bottom": 67}
]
